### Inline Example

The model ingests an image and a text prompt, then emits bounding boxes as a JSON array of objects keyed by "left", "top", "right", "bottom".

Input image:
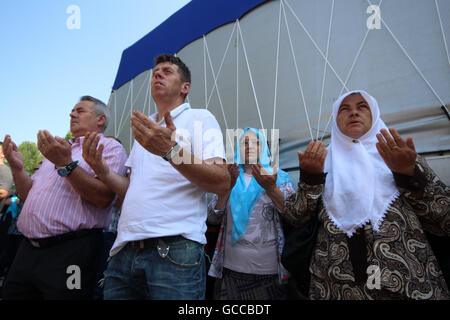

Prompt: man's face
[
  {"left": 336, "top": 93, "right": 373, "bottom": 139},
  {"left": 151, "top": 61, "right": 190, "bottom": 102},
  {"left": 240, "top": 131, "right": 261, "bottom": 165},
  {"left": 70, "top": 100, "right": 104, "bottom": 138}
]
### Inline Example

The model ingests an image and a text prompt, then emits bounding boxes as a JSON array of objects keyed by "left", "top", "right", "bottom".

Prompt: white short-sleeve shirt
[{"left": 110, "top": 103, "right": 225, "bottom": 256}]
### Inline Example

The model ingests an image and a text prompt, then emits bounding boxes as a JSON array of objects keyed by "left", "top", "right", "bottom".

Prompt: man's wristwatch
[
  {"left": 162, "top": 142, "right": 181, "bottom": 162},
  {"left": 213, "top": 208, "right": 225, "bottom": 214},
  {"left": 55, "top": 161, "right": 79, "bottom": 177}
]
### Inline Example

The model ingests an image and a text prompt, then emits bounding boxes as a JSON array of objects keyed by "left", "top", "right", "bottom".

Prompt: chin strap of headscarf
[
  {"left": 322, "top": 90, "right": 400, "bottom": 237},
  {"left": 229, "top": 127, "right": 292, "bottom": 244}
]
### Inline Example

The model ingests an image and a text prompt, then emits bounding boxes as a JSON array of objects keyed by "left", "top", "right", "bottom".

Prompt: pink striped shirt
[{"left": 18, "top": 134, "right": 128, "bottom": 239}]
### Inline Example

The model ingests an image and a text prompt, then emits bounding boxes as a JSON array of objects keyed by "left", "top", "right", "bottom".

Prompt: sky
[{"left": 0, "top": 0, "right": 190, "bottom": 146}]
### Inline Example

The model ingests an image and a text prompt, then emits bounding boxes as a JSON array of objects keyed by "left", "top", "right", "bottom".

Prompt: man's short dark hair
[{"left": 154, "top": 54, "right": 191, "bottom": 84}]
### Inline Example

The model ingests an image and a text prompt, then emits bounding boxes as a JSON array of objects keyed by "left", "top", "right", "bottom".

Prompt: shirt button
[{"left": 352, "top": 139, "right": 359, "bottom": 143}]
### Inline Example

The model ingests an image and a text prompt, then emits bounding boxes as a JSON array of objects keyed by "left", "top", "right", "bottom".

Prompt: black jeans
[
  {"left": 0, "top": 234, "right": 24, "bottom": 278},
  {"left": 92, "top": 231, "right": 117, "bottom": 300},
  {"left": 2, "top": 229, "right": 102, "bottom": 300}
]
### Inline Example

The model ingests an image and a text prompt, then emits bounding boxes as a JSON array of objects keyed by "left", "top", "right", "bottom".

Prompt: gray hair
[{"left": 80, "top": 95, "right": 109, "bottom": 131}]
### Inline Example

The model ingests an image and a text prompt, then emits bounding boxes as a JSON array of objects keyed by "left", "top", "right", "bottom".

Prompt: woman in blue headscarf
[{"left": 207, "top": 127, "right": 294, "bottom": 300}]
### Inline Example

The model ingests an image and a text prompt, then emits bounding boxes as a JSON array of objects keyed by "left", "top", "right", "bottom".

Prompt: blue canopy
[{"left": 112, "top": 0, "right": 268, "bottom": 90}]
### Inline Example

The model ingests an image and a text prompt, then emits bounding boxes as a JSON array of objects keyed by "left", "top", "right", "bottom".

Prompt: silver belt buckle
[
  {"left": 30, "top": 239, "right": 40, "bottom": 248},
  {"left": 157, "top": 239, "right": 170, "bottom": 258}
]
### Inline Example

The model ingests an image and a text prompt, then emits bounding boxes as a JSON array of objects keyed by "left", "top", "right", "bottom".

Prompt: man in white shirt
[{"left": 82, "top": 54, "right": 230, "bottom": 299}]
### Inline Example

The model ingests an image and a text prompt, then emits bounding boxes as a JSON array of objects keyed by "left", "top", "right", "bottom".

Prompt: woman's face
[
  {"left": 336, "top": 93, "right": 373, "bottom": 139},
  {"left": 240, "top": 131, "right": 261, "bottom": 165}
]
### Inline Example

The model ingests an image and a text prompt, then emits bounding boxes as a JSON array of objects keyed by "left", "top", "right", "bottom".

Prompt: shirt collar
[
  {"left": 151, "top": 102, "right": 191, "bottom": 125},
  {"left": 70, "top": 133, "right": 105, "bottom": 145}
]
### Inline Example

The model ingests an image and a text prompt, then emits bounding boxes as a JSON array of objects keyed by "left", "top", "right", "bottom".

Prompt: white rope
[
  {"left": 281, "top": 0, "right": 313, "bottom": 140},
  {"left": 119, "top": 71, "right": 152, "bottom": 135},
  {"left": 143, "top": 70, "right": 151, "bottom": 116},
  {"left": 339, "top": 32, "right": 370, "bottom": 96},
  {"left": 237, "top": 20, "right": 265, "bottom": 131},
  {"left": 365, "top": 0, "right": 447, "bottom": 107},
  {"left": 203, "top": 38, "right": 208, "bottom": 108},
  {"left": 284, "top": 0, "right": 349, "bottom": 92},
  {"left": 116, "top": 80, "right": 132, "bottom": 136},
  {"left": 113, "top": 91, "right": 117, "bottom": 137},
  {"left": 272, "top": 0, "right": 282, "bottom": 131},
  {"left": 150, "top": 91, "right": 154, "bottom": 115},
  {"left": 148, "top": 69, "right": 153, "bottom": 115},
  {"left": 317, "top": 0, "right": 335, "bottom": 140},
  {"left": 205, "top": 22, "right": 237, "bottom": 108},
  {"left": 203, "top": 34, "right": 233, "bottom": 147},
  {"left": 236, "top": 20, "right": 239, "bottom": 129},
  {"left": 148, "top": 72, "right": 153, "bottom": 116},
  {"left": 282, "top": 7, "right": 346, "bottom": 88},
  {"left": 435, "top": 0, "right": 450, "bottom": 68},
  {"left": 130, "top": 79, "right": 133, "bottom": 149},
  {"left": 320, "top": 15, "right": 372, "bottom": 141},
  {"left": 148, "top": 92, "right": 152, "bottom": 116},
  {"left": 133, "top": 71, "right": 151, "bottom": 107},
  {"left": 204, "top": 36, "right": 229, "bottom": 129},
  {"left": 320, "top": 0, "right": 382, "bottom": 141}
]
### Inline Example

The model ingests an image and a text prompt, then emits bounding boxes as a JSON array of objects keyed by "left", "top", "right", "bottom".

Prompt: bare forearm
[
  {"left": 266, "top": 187, "right": 285, "bottom": 212},
  {"left": 96, "top": 169, "right": 130, "bottom": 200},
  {"left": 11, "top": 168, "right": 33, "bottom": 201},
  {"left": 215, "top": 190, "right": 231, "bottom": 210},
  {"left": 0, "top": 189, "right": 8, "bottom": 198},
  {"left": 66, "top": 167, "right": 115, "bottom": 208},
  {"left": 173, "top": 163, "right": 229, "bottom": 194},
  {"left": 170, "top": 151, "right": 230, "bottom": 195}
]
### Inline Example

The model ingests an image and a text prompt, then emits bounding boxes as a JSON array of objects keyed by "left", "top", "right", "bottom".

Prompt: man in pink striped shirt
[{"left": 1, "top": 96, "right": 127, "bottom": 300}]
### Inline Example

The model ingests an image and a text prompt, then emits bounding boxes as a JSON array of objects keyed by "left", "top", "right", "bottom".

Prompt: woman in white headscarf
[{"left": 283, "top": 90, "right": 450, "bottom": 300}]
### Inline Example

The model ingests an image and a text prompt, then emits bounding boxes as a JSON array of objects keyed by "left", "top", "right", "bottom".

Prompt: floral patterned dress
[{"left": 283, "top": 156, "right": 450, "bottom": 300}]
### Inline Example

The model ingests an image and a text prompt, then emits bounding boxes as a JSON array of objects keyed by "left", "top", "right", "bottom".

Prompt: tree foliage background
[
  {"left": 65, "top": 131, "right": 74, "bottom": 140},
  {"left": 5, "top": 131, "right": 73, "bottom": 177},
  {"left": 18, "top": 141, "right": 44, "bottom": 175}
]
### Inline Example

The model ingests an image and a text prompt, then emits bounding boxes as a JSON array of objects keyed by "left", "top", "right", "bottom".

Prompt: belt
[
  {"left": 129, "top": 236, "right": 181, "bottom": 249},
  {"left": 28, "top": 228, "right": 102, "bottom": 248}
]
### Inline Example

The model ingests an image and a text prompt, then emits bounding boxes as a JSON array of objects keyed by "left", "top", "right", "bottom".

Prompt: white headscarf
[{"left": 322, "top": 90, "right": 400, "bottom": 237}]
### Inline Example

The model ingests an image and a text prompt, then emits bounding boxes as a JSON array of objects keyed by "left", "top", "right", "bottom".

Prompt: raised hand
[
  {"left": 130, "top": 110, "right": 176, "bottom": 157},
  {"left": 297, "top": 140, "right": 328, "bottom": 175},
  {"left": 376, "top": 128, "right": 416, "bottom": 176},
  {"left": 251, "top": 163, "right": 277, "bottom": 192},
  {"left": 2, "top": 135, "right": 24, "bottom": 171},
  {"left": 37, "top": 130, "right": 72, "bottom": 167},
  {"left": 82, "top": 132, "right": 109, "bottom": 178}
]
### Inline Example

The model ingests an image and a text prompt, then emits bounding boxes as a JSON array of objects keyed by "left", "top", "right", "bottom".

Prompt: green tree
[
  {"left": 18, "top": 141, "right": 44, "bottom": 175},
  {"left": 65, "top": 131, "right": 74, "bottom": 140}
]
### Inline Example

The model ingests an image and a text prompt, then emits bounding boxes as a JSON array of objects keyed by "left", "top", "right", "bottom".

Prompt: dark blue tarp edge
[{"left": 112, "top": 0, "right": 269, "bottom": 91}]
